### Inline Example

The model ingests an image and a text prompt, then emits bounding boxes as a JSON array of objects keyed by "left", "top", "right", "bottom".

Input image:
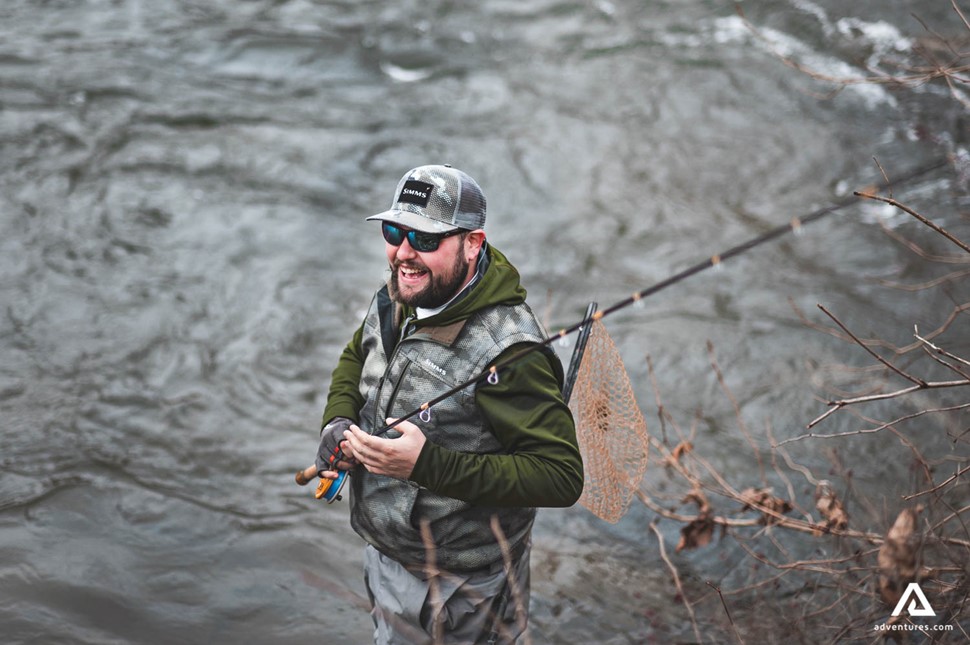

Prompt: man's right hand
[{"left": 316, "top": 417, "right": 359, "bottom": 474}]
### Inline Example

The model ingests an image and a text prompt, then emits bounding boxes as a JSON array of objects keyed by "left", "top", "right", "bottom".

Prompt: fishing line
[{"left": 296, "top": 158, "right": 947, "bottom": 486}]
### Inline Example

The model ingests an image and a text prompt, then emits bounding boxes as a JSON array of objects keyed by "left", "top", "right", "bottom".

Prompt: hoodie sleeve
[
  {"left": 409, "top": 343, "right": 584, "bottom": 507},
  {"left": 320, "top": 321, "right": 367, "bottom": 426}
]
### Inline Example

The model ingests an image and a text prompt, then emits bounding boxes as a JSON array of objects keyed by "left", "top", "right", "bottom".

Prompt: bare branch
[
  {"left": 817, "top": 304, "right": 927, "bottom": 387},
  {"left": 906, "top": 463, "right": 970, "bottom": 501},
  {"left": 825, "top": 379, "right": 968, "bottom": 407},
  {"left": 953, "top": 0, "right": 970, "bottom": 33},
  {"left": 489, "top": 516, "right": 531, "bottom": 645},
  {"left": 916, "top": 331, "right": 970, "bottom": 371},
  {"left": 646, "top": 354, "right": 669, "bottom": 446},
  {"left": 708, "top": 341, "right": 766, "bottom": 485},
  {"left": 878, "top": 220, "right": 969, "bottom": 264},
  {"left": 854, "top": 192, "right": 970, "bottom": 255},
  {"left": 650, "top": 520, "right": 704, "bottom": 644},
  {"left": 872, "top": 156, "right": 893, "bottom": 200},
  {"left": 786, "top": 402, "right": 970, "bottom": 445},
  {"left": 793, "top": 297, "right": 970, "bottom": 356},
  {"left": 706, "top": 581, "right": 746, "bottom": 645}
]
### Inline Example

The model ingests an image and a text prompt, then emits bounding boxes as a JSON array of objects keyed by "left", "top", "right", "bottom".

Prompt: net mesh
[{"left": 569, "top": 320, "right": 650, "bottom": 523}]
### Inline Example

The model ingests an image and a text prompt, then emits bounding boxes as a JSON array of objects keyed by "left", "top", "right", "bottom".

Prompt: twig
[
  {"left": 420, "top": 519, "right": 445, "bottom": 645},
  {"left": 872, "top": 156, "right": 892, "bottom": 200},
  {"left": 637, "top": 490, "right": 884, "bottom": 544},
  {"left": 734, "top": 539, "right": 879, "bottom": 576},
  {"left": 786, "top": 402, "right": 970, "bottom": 445},
  {"left": 808, "top": 372, "right": 970, "bottom": 428},
  {"left": 489, "top": 516, "right": 532, "bottom": 645},
  {"left": 807, "top": 405, "right": 842, "bottom": 429},
  {"left": 953, "top": 0, "right": 970, "bottom": 35},
  {"left": 650, "top": 520, "right": 704, "bottom": 644},
  {"left": 916, "top": 331, "right": 970, "bottom": 371},
  {"left": 876, "top": 268, "right": 970, "bottom": 292},
  {"left": 927, "top": 504, "right": 970, "bottom": 547},
  {"left": 906, "top": 463, "right": 970, "bottom": 501},
  {"left": 817, "top": 304, "right": 927, "bottom": 387},
  {"left": 639, "top": 490, "right": 771, "bottom": 529},
  {"left": 706, "top": 581, "right": 745, "bottom": 645},
  {"left": 647, "top": 354, "right": 669, "bottom": 445},
  {"left": 854, "top": 192, "right": 970, "bottom": 255},
  {"left": 765, "top": 421, "right": 813, "bottom": 520},
  {"left": 921, "top": 344, "right": 970, "bottom": 381},
  {"left": 791, "top": 298, "right": 970, "bottom": 356},
  {"left": 772, "top": 441, "right": 823, "bottom": 487},
  {"left": 708, "top": 341, "right": 766, "bottom": 485},
  {"left": 931, "top": 500, "right": 970, "bottom": 551},
  {"left": 878, "top": 219, "right": 968, "bottom": 264}
]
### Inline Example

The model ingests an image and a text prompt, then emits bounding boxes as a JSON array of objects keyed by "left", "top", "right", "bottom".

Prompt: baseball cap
[{"left": 365, "top": 165, "right": 486, "bottom": 233}]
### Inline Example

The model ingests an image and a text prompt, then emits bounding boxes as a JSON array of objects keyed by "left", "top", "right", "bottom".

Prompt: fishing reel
[
  {"left": 313, "top": 469, "right": 349, "bottom": 503},
  {"left": 295, "top": 460, "right": 350, "bottom": 504}
]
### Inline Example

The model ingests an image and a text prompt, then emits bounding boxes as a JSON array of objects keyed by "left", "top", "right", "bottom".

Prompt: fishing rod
[{"left": 296, "top": 158, "right": 948, "bottom": 492}]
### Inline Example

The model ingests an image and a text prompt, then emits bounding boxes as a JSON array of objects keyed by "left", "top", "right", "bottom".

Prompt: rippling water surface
[{"left": 1, "top": 0, "right": 967, "bottom": 642}]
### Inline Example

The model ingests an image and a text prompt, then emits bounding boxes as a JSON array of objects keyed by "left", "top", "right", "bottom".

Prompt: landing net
[{"left": 569, "top": 320, "right": 650, "bottom": 523}]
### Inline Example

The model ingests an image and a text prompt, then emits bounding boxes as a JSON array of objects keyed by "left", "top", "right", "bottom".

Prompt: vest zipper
[
  {"left": 382, "top": 357, "right": 412, "bottom": 425},
  {"left": 374, "top": 333, "right": 414, "bottom": 430}
]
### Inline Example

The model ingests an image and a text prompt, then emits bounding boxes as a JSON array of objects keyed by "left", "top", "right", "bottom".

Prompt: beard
[{"left": 388, "top": 250, "right": 470, "bottom": 309}]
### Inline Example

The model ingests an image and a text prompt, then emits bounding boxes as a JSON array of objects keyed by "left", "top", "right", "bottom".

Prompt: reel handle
[{"left": 295, "top": 464, "right": 318, "bottom": 486}]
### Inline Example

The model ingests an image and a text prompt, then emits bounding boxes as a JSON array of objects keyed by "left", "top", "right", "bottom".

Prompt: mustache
[{"left": 393, "top": 260, "right": 428, "bottom": 271}]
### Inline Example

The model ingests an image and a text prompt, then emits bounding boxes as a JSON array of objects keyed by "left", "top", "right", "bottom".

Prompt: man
[{"left": 315, "top": 164, "right": 583, "bottom": 644}]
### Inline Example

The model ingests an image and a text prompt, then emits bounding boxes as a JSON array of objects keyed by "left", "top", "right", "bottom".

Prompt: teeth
[{"left": 401, "top": 267, "right": 425, "bottom": 276}]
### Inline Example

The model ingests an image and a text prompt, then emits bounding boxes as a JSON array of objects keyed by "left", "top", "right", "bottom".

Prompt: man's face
[{"left": 386, "top": 229, "right": 471, "bottom": 309}]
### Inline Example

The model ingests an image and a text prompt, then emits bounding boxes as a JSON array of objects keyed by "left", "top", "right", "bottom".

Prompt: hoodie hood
[{"left": 400, "top": 244, "right": 527, "bottom": 329}]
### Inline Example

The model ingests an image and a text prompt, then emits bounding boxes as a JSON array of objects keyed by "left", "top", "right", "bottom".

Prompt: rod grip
[{"left": 295, "top": 464, "right": 318, "bottom": 486}]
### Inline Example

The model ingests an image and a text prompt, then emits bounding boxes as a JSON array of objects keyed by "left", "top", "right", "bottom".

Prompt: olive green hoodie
[{"left": 322, "top": 244, "right": 584, "bottom": 508}]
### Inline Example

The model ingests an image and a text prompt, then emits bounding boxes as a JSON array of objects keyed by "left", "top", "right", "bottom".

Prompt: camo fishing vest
[{"left": 350, "top": 286, "right": 546, "bottom": 573}]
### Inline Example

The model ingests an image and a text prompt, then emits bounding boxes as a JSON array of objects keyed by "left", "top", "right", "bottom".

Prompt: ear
[{"left": 463, "top": 229, "right": 486, "bottom": 262}]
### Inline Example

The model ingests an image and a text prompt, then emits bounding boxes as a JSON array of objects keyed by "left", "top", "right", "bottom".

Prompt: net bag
[{"left": 569, "top": 320, "right": 650, "bottom": 523}]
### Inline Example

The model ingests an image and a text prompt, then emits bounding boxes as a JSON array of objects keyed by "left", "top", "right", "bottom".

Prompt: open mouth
[{"left": 398, "top": 265, "right": 428, "bottom": 284}]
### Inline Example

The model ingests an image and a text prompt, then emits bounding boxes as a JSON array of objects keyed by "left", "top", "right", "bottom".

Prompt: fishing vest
[{"left": 349, "top": 286, "right": 546, "bottom": 572}]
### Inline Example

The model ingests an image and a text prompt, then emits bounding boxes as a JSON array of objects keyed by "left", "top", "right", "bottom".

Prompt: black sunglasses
[{"left": 381, "top": 222, "right": 463, "bottom": 252}]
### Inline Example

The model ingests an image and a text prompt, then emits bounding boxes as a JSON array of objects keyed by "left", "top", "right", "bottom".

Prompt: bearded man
[{"left": 314, "top": 164, "right": 583, "bottom": 644}]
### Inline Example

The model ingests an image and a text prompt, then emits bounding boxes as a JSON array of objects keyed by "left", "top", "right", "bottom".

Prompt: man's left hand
[{"left": 343, "top": 417, "right": 426, "bottom": 480}]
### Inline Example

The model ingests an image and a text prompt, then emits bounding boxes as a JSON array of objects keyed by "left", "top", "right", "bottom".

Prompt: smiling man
[{"left": 314, "top": 165, "right": 583, "bottom": 644}]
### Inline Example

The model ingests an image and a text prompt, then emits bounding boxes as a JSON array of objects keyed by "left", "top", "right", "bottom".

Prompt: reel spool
[{"left": 314, "top": 469, "right": 348, "bottom": 503}]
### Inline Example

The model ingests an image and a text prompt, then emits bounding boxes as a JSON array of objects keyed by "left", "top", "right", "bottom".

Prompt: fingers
[
  {"left": 343, "top": 421, "right": 398, "bottom": 458},
  {"left": 342, "top": 418, "right": 425, "bottom": 479},
  {"left": 344, "top": 423, "right": 378, "bottom": 464},
  {"left": 337, "top": 427, "right": 361, "bottom": 463}
]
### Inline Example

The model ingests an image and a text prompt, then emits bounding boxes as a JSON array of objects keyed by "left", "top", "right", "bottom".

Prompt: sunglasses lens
[
  {"left": 382, "top": 222, "right": 460, "bottom": 252},
  {"left": 382, "top": 222, "right": 406, "bottom": 246},
  {"left": 409, "top": 231, "right": 439, "bottom": 252}
]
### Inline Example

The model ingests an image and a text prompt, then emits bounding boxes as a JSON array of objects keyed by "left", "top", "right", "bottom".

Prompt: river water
[{"left": 1, "top": 1, "right": 967, "bottom": 643}]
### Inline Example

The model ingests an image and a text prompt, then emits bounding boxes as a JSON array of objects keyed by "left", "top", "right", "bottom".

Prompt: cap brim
[{"left": 365, "top": 210, "right": 461, "bottom": 234}]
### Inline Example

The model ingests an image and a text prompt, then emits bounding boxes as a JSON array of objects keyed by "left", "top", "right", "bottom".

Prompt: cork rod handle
[{"left": 295, "top": 465, "right": 318, "bottom": 486}]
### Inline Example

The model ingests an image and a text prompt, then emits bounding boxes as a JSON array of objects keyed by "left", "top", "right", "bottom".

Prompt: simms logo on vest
[
  {"left": 398, "top": 180, "right": 434, "bottom": 207},
  {"left": 422, "top": 358, "right": 447, "bottom": 378},
  {"left": 891, "top": 583, "right": 935, "bottom": 617}
]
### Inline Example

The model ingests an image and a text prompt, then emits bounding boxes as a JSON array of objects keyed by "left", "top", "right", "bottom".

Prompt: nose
[{"left": 394, "top": 236, "right": 418, "bottom": 260}]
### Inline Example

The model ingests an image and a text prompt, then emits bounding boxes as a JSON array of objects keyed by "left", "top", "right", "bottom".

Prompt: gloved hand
[{"left": 315, "top": 417, "right": 355, "bottom": 473}]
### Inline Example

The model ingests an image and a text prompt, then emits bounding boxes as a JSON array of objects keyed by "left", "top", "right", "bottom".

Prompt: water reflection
[{"left": 0, "top": 0, "right": 965, "bottom": 642}]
